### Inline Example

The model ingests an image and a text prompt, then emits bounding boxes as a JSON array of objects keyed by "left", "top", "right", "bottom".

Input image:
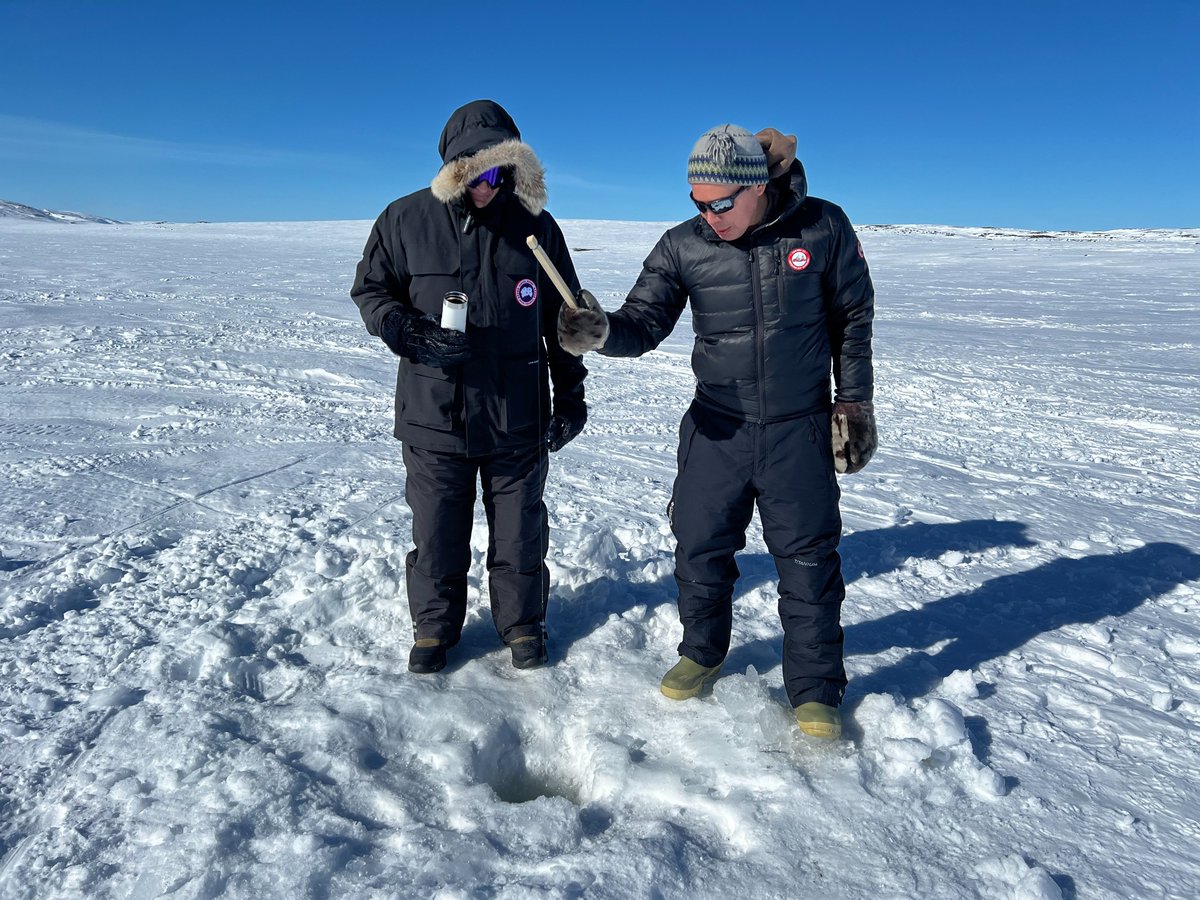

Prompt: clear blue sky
[{"left": 2, "top": 0, "right": 1196, "bottom": 229}]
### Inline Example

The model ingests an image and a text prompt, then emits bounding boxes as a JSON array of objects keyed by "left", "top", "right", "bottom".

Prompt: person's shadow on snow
[
  {"left": 549, "top": 518, "right": 1037, "bottom": 664},
  {"left": 726, "top": 538, "right": 1200, "bottom": 706},
  {"left": 458, "top": 519, "right": 1199, "bottom": 696},
  {"left": 723, "top": 518, "right": 1036, "bottom": 675},
  {"left": 842, "top": 540, "right": 1200, "bottom": 703}
]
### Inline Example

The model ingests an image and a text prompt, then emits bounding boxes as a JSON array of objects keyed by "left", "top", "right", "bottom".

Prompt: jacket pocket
[
  {"left": 397, "top": 362, "right": 459, "bottom": 432},
  {"left": 499, "top": 271, "right": 542, "bottom": 329},
  {"left": 500, "top": 357, "right": 541, "bottom": 433},
  {"left": 408, "top": 265, "right": 462, "bottom": 320},
  {"left": 691, "top": 331, "right": 753, "bottom": 386},
  {"left": 778, "top": 270, "right": 826, "bottom": 321},
  {"left": 777, "top": 242, "right": 825, "bottom": 319}
]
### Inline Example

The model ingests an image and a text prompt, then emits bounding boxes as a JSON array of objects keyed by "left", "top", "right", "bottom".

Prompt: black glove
[
  {"left": 557, "top": 289, "right": 609, "bottom": 356},
  {"left": 545, "top": 404, "right": 587, "bottom": 452},
  {"left": 380, "top": 311, "right": 471, "bottom": 367},
  {"left": 831, "top": 400, "right": 878, "bottom": 474}
]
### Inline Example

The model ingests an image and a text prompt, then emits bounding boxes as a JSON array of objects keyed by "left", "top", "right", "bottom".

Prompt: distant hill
[
  {"left": 0, "top": 199, "right": 121, "bottom": 224},
  {"left": 859, "top": 223, "right": 1199, "bottom": 242}
]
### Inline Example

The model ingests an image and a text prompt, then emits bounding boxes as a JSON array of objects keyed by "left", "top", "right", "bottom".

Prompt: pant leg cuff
[
  {"left": 415, "top": 627, "right": 461, "bottom": 647},
  {"left": 790, "top": 681, "right": 846, "bottom": 708},
  {"left": 677, "top": 642, "right": 726, "bottom": 669}
]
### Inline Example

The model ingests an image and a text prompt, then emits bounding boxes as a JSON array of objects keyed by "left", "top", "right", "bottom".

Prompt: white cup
[{"left": 441, "top": 291, "right": 468, "bottom": 332}]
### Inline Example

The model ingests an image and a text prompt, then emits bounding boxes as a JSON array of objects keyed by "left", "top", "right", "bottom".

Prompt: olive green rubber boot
[
  {"left": 795, "top": 702, "right": 842, "bottom": 740},
  {"left": 660, "top": 656, "right": 723, "bottom": 700}
]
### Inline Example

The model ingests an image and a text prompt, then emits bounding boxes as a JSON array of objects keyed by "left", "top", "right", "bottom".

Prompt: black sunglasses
[{"left": 691, "top": 185, "right": 747, "bottom": 216}]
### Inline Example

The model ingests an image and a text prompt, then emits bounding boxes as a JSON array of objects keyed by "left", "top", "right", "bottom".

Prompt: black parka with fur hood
[
  {"left": 600, "top": 162, "right": 873, "bottom": 423},
  {"left": 351, "top": 100, "right": 587, "bottom": 455}
]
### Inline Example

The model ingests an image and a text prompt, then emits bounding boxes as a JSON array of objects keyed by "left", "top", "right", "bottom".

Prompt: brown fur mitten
[
  {"left": 832, "top": 400, "right": 878, "bottom": 474},
  {"left": 557, "top": 289, "right": 609, "bottom": 356}
]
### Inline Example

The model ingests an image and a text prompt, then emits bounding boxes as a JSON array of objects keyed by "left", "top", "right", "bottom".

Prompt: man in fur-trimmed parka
[
  {"left": 559, "top": 125, "right": 877, "bottom": 739},
  {"left": 351, "top": 100, "right": 587, "bottom": 674}
]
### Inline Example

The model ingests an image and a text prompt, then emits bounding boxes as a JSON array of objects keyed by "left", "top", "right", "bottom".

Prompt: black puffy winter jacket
[
  {"left": 601, "top": 162, "right": 874, "bottom": 422},
  {"left": 351, "top": 101, "right": 587, "bottom": 456}
]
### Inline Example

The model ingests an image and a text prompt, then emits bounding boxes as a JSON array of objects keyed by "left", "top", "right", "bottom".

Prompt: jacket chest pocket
[
  {"left": 777, "top": 242, "right": 825, "bottom": 322},
  {"left": 496, "top": 271, "right": 543, "bottom": 331},
  {"left": 408, "top": 267, "right": 461, "bottom": 320}
]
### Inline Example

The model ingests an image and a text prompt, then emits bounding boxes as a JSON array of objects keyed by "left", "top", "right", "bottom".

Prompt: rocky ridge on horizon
[{"left": 0, "top": 199, "right": 121, "bottom": 224}]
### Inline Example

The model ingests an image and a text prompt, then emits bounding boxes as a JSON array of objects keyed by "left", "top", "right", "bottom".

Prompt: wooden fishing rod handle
[{"left": 526, "top": 235, "right": 580, "bottom": 309}]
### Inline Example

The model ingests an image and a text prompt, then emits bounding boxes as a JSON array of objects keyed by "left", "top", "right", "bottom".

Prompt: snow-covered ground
[{"left": 1, "top": 216, "right": 1198, "bottom": 899}]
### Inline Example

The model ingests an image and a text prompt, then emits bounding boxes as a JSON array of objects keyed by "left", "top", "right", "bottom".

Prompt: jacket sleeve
[
  {"left": 600, "top": 230, "right": 688, "bottom": 358},
  {"left": 538, "top": 215, "right": 588, "bottom": 415},
  {"left": 823, "top": 206, "right": 874, "bottom": 402},
  {"left": 350, "top": 207, "right": 414, "bottom": 337}
]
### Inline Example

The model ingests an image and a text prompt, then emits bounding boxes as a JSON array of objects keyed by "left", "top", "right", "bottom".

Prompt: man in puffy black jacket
[
  {"left": 351, "top": 100, "right": 588, "bottom": 674},
  {"left": 559, "top": 125, "right": 876, "bottom": 739}
]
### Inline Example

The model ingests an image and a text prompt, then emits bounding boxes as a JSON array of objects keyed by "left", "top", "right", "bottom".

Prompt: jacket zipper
[
  {"left": 456, "top": 205, "right": 473, "bottom": 457},
  {"left": 750, "top": 248, "right": 766, "bottom": 424}
]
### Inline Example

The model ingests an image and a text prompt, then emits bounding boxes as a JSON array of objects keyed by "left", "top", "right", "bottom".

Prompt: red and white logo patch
[
  {"left": 515, "top": 278, "right": 538, "bottom": 307},
  {"left": 857, "top": 239, "right": 865, "bottom": 260},
  {"left": 786, "top": 248, "right": 811, "bottom": 271}
]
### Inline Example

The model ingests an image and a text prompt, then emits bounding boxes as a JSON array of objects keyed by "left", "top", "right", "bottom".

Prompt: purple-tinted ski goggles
[{"left": 468, "top": 166, "right": 503, "bottom": 189}]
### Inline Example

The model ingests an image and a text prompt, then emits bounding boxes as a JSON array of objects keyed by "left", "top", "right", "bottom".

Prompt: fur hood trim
[{"left": 430, "top": 139, "right": 548, "bottom": 216}]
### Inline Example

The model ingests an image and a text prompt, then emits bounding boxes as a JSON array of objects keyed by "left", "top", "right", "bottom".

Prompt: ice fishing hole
[{"left": 474, "top": 720, "right": 581, "bottom": 806}]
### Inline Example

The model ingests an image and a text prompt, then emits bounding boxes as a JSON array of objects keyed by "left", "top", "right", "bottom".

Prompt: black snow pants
[
  {"left": 402, "top": 442, "right": 549, "bottom": 646},
  {"left": 669, "top": 400, "right": 847, "bottom": 708}
]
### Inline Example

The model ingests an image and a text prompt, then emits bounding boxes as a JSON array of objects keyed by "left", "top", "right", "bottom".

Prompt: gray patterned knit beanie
[{"left": 687, "top": 124, "right": 769, "bottom": 185}]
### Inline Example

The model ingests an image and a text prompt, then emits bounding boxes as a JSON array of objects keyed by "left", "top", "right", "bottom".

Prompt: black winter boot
[
  {"left": 408, "top": 638, "right": 449, "bottom": 674},
  {"left": 509, "top": 634, "right": 548, "bottom": 669}
]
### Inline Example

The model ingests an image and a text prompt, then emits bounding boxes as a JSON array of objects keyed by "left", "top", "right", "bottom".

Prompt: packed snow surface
[{"left": 1, "top": 217, "right": 1198, "bottom": 899}]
